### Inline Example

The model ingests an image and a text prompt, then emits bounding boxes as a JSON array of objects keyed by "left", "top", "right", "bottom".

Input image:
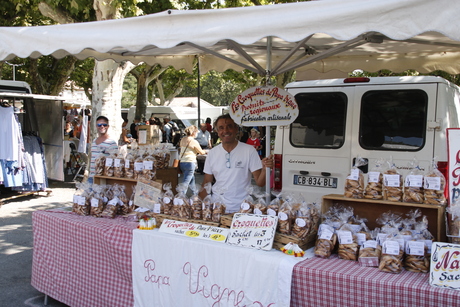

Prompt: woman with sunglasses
[
  {"left": 199, "top": 114, "right": 273, "bottom": 213},
  {"left": 88, "top": 116, "right": 118, "bottom": 184}
]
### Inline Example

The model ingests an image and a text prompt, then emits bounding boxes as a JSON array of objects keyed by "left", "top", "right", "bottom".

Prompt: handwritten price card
[
  {"left": 430, "top": 242, "right": 460, "bottom": 290},
  {"left": 226, "top": 213, "right": 278, "bottom": 251},
  {"left": 159, "top": 219, "right": 229, "bottom": 243},
  {"left": 229, "top": 86, "right": 298, "bottom": 127}
]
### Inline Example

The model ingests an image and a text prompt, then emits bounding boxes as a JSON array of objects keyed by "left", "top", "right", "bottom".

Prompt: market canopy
[{"left": 1, "top": 0, "right": 460, "bottom": 77}]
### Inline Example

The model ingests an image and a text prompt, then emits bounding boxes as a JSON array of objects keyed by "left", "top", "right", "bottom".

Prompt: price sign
[
  {"left": 226, "top": 213, "right": 278, "bottom": 250},
  {"left": 159, "top": 219, "right": 229, "bottom": 243}
]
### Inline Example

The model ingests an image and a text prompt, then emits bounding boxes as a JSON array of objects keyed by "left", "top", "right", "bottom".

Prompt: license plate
[{"left": 293, "top": 175, "right": 338, "bottom": 188}]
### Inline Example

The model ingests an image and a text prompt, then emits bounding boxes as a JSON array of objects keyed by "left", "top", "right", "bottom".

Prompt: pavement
[{"left": 0, "top": 172, "right": 205, "bottom": 307}]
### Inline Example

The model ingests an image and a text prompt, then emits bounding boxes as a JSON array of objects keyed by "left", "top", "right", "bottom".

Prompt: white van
[{"left": 273, "top": 76, "right": 460, "bottom": 203}]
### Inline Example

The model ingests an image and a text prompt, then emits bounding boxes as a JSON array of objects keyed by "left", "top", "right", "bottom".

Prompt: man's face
[
  {"left": 200, "top": 124, "right": 207, "bottom": 132},
  {"left": 216, "top": 118, "right": 237, "bottom": 144},
  {"left": 96, "top": 119, "right": 109, "bottom": 135}
]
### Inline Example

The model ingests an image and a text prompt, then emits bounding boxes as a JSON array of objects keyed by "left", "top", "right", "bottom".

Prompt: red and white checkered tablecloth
[
  {"left": 32, "top": 210, "right": 138, "bottom": 307},
  {"left": 291, "top": 255, "right": 460, "bottom": 307}
]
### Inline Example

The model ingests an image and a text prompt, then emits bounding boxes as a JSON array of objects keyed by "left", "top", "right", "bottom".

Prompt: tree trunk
[
  {"left": 135, "top": 72, "right": 149, "bottom": 120},
  {"left": 91, "top": 60, "right": 135, "bottom": 144}
]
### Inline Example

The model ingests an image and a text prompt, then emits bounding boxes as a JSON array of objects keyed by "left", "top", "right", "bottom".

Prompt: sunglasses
[
  {"left": 226, "top": 152, "right": 231, "bottom": 168},
  {"left": 97, "top": 123, "right": 108, "bottom": 127}
]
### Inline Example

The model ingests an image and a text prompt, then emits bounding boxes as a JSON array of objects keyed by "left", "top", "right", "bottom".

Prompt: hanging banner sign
[
  {"left": 229, "top": 86, "right": 298, "bottom": 127},
  {"left": 448, "top": 128, "right": 460, "bottom": 204}
]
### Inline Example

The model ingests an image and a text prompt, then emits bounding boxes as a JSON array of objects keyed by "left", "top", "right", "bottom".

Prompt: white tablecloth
[{"left": 132, "top": 229, "right": 303, "bottom": 307}]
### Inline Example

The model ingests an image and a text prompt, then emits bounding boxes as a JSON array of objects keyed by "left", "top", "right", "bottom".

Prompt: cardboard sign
[
  {"left": 159, "top": 219, "right": 229, "bottom": 243},
  {"left": 448, "top": 128, "right": 460, "bottom": 204},
  {"left": 226, "top": 213, "right": 278, "bottom": 250},
  {"left": 430, "top": 242, "right": 460, "bottom": 290},
  {"left": 229, "top": 86, "right": 298, "bottom": 126}
]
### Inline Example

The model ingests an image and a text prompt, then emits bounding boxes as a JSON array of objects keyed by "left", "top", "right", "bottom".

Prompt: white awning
[{"left": 1, "top": 0, "right": 459, "bottom": 75}]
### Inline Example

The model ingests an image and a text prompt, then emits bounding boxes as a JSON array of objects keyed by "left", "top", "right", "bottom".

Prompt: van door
[
  {"left": 278, "top": 86, "right": 355, "bottom": 203},
  {"left": 351, "top": 83, "right": 437, "bottom": 176}
]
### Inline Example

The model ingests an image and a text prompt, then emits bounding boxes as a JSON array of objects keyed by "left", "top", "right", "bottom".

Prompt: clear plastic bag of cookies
[
  {"left": 253, "top": 190, "right": 268, "bottom": 215},
  {"left": 161, "top": 183, "right": 174, "bottom": 215},
  {"left": 101, "top": 184, "right": 121, "bottom": 218},
  {"left": 239, "top": 186, "right": 254, "bottom": 214},
  {"left": 423, "top": 158, "right": 447, "bottom": 205},
  {"left": 133, "top": 149, "right": 145, "bottom": 180},
  {"left": 383, "top": 158, "right": 403, "bottom": 201},
  {"left": 344, "top": 156, "right": 366, "bottom": 198},
  {"left": 404, "top": 218, "right": 431, "bottom": 273},
  {"left": 211, "top": 188, "right": 227, "bottom": 223},
  {"left": 128, "top": 186, "right": 138, "bottom": 213},
  {"left": 142, "top": 149, "right": 156, "bottom": 181},
  {"left": 314, "top": 222, "right": 337, "bottom": 259},
  {"left": 267, "top": 190, "right": 283, "bottom": 217},
  {"left": 364, "top": 158, "right": 385, "bottom": 200},
  {"left": 379, "top": 229, "right": 404, "bottom": 274},
  {"left": 173, "top": 183, "right": 191, "bottom": 219},
  {"left": 202, "top": 183, "right": 213, "bottom": 221},
  {"left": 358, "top": 229, "right": 381, "bottom": 266},
  {"left": 337, "top": 222, "right": 360, "bottom": 261},
  {"left": 124, "top": 150, "right": 136, "bottom": 179},
  {"left": 291, "top": 200, "right": 313, "bottom": 240},
  {"left": 277, "top": 195, "right": 297, "bottom": 235},
  {"left": 95, "top": 153, "right": 106, "bottom": 176},
  {"left": 403, "top": 159, "right": 424, "bottom": 203},
  {"left": 72, "top": 181, "right": 91, "bottom": 216},
  {"left": 113, "top": 151, "right": 125, "bottom": 178},
  {"left": 90, "top": 184, "right": 105, "bottom": 217},
  {"left": 118, "top": 185, "right": 131, "bottom": 215},
  {"left": 190, "top": 186, "right": 203, "bottom": 220},
  {"left": 103, "top": 149, "right": 117, "bottom": 177}
]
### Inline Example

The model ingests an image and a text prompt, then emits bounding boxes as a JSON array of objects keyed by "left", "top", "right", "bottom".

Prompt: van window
[
  {"left": 290, "top": 92, "right": 347, "bottom": 148},
  {"left": 359, "top": 90, "right": 427, "bottom": 151}
]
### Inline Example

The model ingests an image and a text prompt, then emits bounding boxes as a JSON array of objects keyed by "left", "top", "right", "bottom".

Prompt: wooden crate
[
  {"left": 322, "top": 194, "right": 446, "bottom": 242},
  {"left": 220, "top": 213, "right": 317, "bottom": 250},
  {"left": 137, "top": 125, "right": 161, "bottom": 145},
  {"left": 155, "top": 213, "right": 220, "bottom": 227}
]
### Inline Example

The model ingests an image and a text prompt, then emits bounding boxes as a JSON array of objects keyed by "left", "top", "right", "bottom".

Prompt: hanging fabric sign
[{"left": 229, "top": 86, "right": 298, "bottom": 127}]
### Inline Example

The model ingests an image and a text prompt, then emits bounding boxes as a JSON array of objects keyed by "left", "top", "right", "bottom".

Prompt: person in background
[
  {"left": 246, "top": 128, "right": 262, "bottom": 158},
  {"left": 179, "top": 125, "right": 206, "bottom": 196},
  {"left": 195, "top": 123, "right": 212, "bottom": 174},
  {"left": 72, "top": 117, "right": 82, "bottom": 139},
  {"left": 199, "top": 114, "right": 273, "bottom": 213},
  {"left": 88, "top": 116, "right": 118, "bottom": 184},
  {"left": 119, "top": 118, "right": 131, "bottom": 146},
  {"left": 130, "top": 116, "right": 140, "bottom": 141},
  {"left": 196, "top": 123, "right": 212, "bottom": 150},
  {"left": 147, "top": 113, "right": 156, "bottom": 125},
  {"left": 205, "top": 117, "right": 213, "bottom": 133},
  {"left": 163, "top": 115, "right": 179, "bottom": 143},
  {"left": 64, "top": 121, "right": 74, "bottom": 139}
]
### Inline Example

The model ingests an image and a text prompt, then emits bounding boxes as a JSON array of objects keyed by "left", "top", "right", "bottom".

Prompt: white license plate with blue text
[{"left": 293, "top": 175, "right": 338, "bottom": 188}]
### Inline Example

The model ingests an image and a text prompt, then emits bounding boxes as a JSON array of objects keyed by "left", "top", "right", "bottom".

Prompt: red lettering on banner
[
  {"left": 182, "top": 262, "right": 274, "bottom": 307},
  {"left": 144, "top": 259, "right": 171, "bottom": 288},
  {"left": 435, "top": 251, "right": 460, "bottom": 270}
]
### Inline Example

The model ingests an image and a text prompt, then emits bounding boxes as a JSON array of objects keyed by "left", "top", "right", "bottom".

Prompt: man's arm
[{"left": 252, "top": 155, "right": 274, "bottom": 187}]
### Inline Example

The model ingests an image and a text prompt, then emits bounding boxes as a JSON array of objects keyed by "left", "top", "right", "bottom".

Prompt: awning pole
[
  {"left": 197, "top": 56, "right": 201, "bottom": 125},
  {"left": 266, "top": 37, "right": 272, "bottom": 203}
]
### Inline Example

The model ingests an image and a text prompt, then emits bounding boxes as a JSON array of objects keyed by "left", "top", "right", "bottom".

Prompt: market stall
[{"left": 32, "top": 209, "right": 460, "bottom": 307}]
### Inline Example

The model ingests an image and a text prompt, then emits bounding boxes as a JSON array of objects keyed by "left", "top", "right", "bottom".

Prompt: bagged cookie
[
  {"left": 364, "top": 158, "right": 385, "bottom": 200},
  {"left": 403, "top": 159, "right": 424, "bottom": 203},
  {"left": 423, "top": 158, "right": 446, "bottom": 205},
  {"left": 383, "top": 158, "right": 403, "bottom": 201},
  {"left": 344, "top": 156, "right": 366, "bottom": 199}
]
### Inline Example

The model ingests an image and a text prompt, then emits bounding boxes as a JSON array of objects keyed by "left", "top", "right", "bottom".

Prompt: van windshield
[
  {"left": 290, "top": 92, "right": 347, "bottom": 148},
  {"left": 359, "top": 89, "right": 427, "bottom": 151}
]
